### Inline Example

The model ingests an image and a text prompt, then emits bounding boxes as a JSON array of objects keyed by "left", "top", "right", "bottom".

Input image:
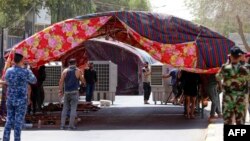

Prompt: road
[{"left": 0, "top": 96, "right": 209, "bottom": 141}]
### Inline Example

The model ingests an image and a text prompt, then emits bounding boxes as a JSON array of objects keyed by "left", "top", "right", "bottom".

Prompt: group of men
[
  {"left": 142, "top": 46, "right": 250, "bottom": 124},
  {"left": 142, "top": 62, "right": 201, "bottom": 119},
  {"left": 1, "top": 45, "right": 250, "bottom": 141},
  {"left": 1, "top": 54, "right": 97, "bottom": 141},
  {"left": 142, "top": 62, "right": 183, "bottom": 105}
]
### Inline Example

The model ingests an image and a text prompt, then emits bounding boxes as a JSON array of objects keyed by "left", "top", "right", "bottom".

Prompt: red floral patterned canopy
[{"left": 4, "top": 11, "right": 234, "bottom": 74}]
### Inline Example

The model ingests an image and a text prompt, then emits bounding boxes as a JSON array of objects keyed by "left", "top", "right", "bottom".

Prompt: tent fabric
[
  {"left": 84, "top": 39, "right": 157, "bottom": 95},
  {"left": 4, "top": 16, "right": 111, "bottom": 70},
  {"left": 58, "top": 38, "right": 158, "bottom": 95},
  {"left": 77, "top": 11, "right": 235, "bottom": 69},
  {"left": 121, "top": 22, "right": 198, "bottom": 68},
  {"left": 45, "top": 38, "right": 157, "bottom": 95},
  {"left": 4, "top": 11, "right": 235, "bottom": 75}
]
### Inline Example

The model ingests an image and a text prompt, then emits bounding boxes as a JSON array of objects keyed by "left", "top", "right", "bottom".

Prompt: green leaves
[
  {"left": 45, "top": 0, "right": 151, "bottom": 23},
  {"left": 0, "top": 0, "right": 42, "bottom": 28},
  {"left": 0, "top": 0, "right": 151, "bottom": 34},
  {"left": 185, "top": 0, "right": 250, "bottom": 36},
  {"left": 93, "top": 0, "right": 150, "bottom": 12},
  {"left": 45, "top": 0, "right": 97, "bottom": 23}
]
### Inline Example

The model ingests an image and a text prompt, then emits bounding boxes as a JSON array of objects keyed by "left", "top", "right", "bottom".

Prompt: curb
[{"left": 206, "top": 120, "right": 224, "bottom": 141}]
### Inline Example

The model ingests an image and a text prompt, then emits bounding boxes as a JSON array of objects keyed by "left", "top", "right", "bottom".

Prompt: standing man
[
  {"left": 3, "top": 53, "right": 37, "bottom": 141},
  {"left": 216, "top": 46, "right": 249, "bottom": 125},
  {"left": 206, "top": 74, "right": 222, "bottom": 122},
  {"left": 84, "top": 62, "right": 97, "bottom": 103},
  {"left": 59, "top": 59, "right": 84, "bottom": 130},
  {"left": 142, "top": 62, "right": 151, "bottom": 104},
  {"left": 28, "top": 65, "right": 46, "bottom": 114},
  {"left": 162, "top": 68, "right": 182, "bottom": 104},
  {"left": 180, "top": 71, "right": 201, "bottom": 119}
]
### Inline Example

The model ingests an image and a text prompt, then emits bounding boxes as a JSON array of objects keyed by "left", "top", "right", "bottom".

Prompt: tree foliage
[
  {"left": 185, "top": 0, "right": 250, "bottom": 50},
  {"left": 0, "top": 0, "right": 151, "bottom": 32},
  {"left": 45, "top": 0, "right": 96, "bottom": 23},
  {"left": 46, "top": 0, "right": 151, "bottom": 23},
  {"left": 185, "top": 0, "right": 250, "bottom": 36},
  {"left": 0, "top": 0, "right": 42, "bottom": 28},
  {"left": 94, "top": 0, "right": 151, "bottom": 12}
]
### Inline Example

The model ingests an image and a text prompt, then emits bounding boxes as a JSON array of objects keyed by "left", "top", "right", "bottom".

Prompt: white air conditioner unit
[
  {"left": 150, "top": 63, "right": 169, "bottom": 104},
  {"left": 43, "top": 61, "right": 62, "bottom": 103},
  {"left": 91, "top": 61, "right": 117, "bottom": 104},
  {"left": 150, "top": 64, "right": 166, "bottom": 87},
  {"left": 43, "top": 62, "right": 62, "bottom": 87}
]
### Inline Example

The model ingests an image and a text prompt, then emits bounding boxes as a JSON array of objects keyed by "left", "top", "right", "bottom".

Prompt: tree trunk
[{"left": 236, "top": 15, "right": 250, "bottom": 51}]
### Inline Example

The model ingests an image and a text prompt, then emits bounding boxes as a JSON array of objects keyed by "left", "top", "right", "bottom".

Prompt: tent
[
  {"left": 3, "top": 11, "right": 235, "bottom": 74},
  {"left": 60, "top": 38, "right": 158, "bottom": 95},
  {"left": 4, "top": 38, "right": 159, "bottom": 95}
]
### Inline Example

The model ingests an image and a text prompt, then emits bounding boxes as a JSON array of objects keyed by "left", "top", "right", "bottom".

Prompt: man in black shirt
[
  {"left": 84, "top": 62, "right": 97, "bottom": 102},
  {"left": 181, "top": 71, "right": 201, "bottom": 119}
]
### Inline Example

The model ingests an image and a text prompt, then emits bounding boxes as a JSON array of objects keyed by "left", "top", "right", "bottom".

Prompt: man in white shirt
[{"left": 142, "top": 62, "right": 151, "bottom": 104}]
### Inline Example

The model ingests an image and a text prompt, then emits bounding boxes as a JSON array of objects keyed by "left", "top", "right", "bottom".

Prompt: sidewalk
[
  {"left": 205, "top": 93, "right": 250, "bottom": 141},
  {"left": 203, "top": 97, "right": 223, "bottom": 141},
  {"left": 205, "top": 118, "right": 223, "bottom": 141},
  {"left": 205, "top": 113, "right": 250, "bottom": 141}
]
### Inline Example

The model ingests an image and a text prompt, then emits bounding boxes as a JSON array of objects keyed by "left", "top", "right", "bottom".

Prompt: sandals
[
  {"left": 185, "top": 114, "right": 195, "bottom": 119},
  {"left": 190, "top": 115, "right": 195, "bottom": 119},
  {"left": 217, "top": 114, "right": 223, "bottom": 118},
  {"left": 185, "top": 114, "right": 190, "bottom": 119}
]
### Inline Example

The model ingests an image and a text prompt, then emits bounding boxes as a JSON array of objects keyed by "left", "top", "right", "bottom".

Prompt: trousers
[
  {"left": 223, "top": 92, "right": 246, "bottom": 125},
  {"left": 86, "top": 84, "right": 95, "bottom": 102},
  {"left": 207, "top": 84, "right": 221, "bottom": 116},
  {"left": 3, "top": 100, "right": 27, "bottom": 141},
  {"left": 143, "top": 82, "right": 151, "bottom": 100},
  {"left": 61, "top": 92, "right": 79, "bottom": 128}
]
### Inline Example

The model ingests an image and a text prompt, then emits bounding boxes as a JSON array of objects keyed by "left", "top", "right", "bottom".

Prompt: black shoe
[
  {"left": 60, "top": 126, "right": 65, "bottom": 130},
  {"left": 69, "top": 126, "right": 77, "bottom": 130}
]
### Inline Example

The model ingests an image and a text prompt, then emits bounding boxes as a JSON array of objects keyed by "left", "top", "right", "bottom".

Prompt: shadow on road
[{"left": 26, "top": 106, "right": 209, "bottom": 131}]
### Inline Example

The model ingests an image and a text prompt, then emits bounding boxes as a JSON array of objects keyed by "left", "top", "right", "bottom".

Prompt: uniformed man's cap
[{"left": 230, "top": 46, "right": 246, "bottom": 57}]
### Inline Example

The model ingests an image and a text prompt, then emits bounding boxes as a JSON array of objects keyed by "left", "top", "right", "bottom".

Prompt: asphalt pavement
[{"left": 0, "top": 95, "right": 209, "bottom": 141}]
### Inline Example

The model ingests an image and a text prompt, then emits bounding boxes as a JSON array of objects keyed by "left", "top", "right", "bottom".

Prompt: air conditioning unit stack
[
  {"left": 91, "top": 61, "right": 117, "bottom": 104},
  {"left": 43, "top": 62, "right": 62, "bottom": 103},
  {"left": 150, "top": 63, "right": 168, "bottom": 104}
]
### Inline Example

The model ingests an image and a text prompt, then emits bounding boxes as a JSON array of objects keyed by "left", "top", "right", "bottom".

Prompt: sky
[{"left": 149, "top": 0, "right": 193, "bottom": 20}]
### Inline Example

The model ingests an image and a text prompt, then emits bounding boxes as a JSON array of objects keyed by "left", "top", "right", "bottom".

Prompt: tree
[
  {"left": 0, "top": 0, "right": 151, "bottom": 35},
  {"left": 185, "top": 0, "right": 250, "bottom": 51},
  {"left": 128, "top": 0, "right": 151, "bottom": 11},
  {"left": 45, "top": 0, "right": 96, "bottom": 23},
  {"left": 0, "top": 0, "right": 42, "bottom": 34},
  {"left": 93, "top": 0, "right": 151, "bottom": 12},
  {"left": 46, "top": 0, "right": 150, "bottom": 23}
]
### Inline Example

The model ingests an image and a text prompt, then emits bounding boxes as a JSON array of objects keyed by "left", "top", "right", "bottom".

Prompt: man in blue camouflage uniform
[
  {"left": 216, "top": 46, "right": 249, "bottom": 125},
  {"left": 3, "top": 53, "right": 37, "bottom": 141}
]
